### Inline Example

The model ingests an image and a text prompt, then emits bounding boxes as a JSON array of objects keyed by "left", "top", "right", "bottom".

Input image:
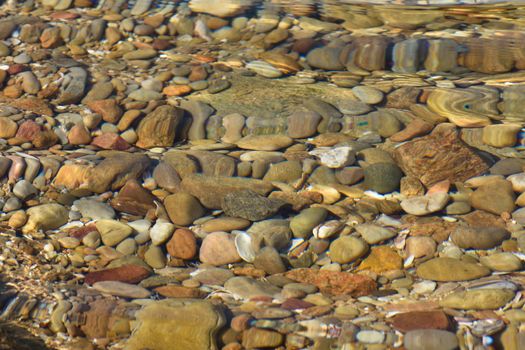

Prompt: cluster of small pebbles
[{"left": 2, "top": 0, "right": 525, "bottom": 349}]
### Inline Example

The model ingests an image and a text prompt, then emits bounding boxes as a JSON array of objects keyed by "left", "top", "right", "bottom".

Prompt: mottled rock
[
  {"left": 221, "top": 190, "right": 284, "bottom": 221},
  {"left": 136, "top": 105, "right": 184, "bottom": 148},
  {"left": 394, "top": 124, "right": 488, "bottom": 187},
  {"left": 285, "top": 269, "right": 376, "bottom": 296},
  {"left": 199, "top": 232, "right": 241, "bottom": 266},
  {"left": 364, "top": 162, "right": 403, "bottom": 193},
  {"left": 416, "top": 257, "right": 490, "bottom": 282}
]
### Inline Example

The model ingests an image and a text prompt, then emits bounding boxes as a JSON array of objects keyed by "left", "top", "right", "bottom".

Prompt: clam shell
[{"left": 233, "top": 230, "right": 256, "bottom": 263}]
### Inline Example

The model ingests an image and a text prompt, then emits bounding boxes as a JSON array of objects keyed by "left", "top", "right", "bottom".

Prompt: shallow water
[{"left": 2, "top": 0, "right": 525, "bottom": 349}]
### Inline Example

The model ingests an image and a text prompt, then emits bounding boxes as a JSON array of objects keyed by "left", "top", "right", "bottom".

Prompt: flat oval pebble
[
  {"left": 416, "top": 257, "right": 490, "bottom": 282},
  {"left": 236, "top": 135, "right": 293, "bottom": 151},
  {"left": 92, "top": 281, "right": 151, "bottom": 299}
]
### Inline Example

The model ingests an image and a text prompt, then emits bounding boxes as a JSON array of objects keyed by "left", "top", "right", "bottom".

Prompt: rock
[
  {"left": 180, "top": 100, "right": 214, "bottom": 141},
  {"left": 401, "top": 193, "right": 449, "bottom": 216},
  {"left": 127, "top": 300, "right": 225, "bottom": 350},
  {"left": 56, "top": 67, "right": 88, "bottom": 105},
  {"left": 252, "top": 247, "right": 286, "bottom": 275},
  {"left": 405, "top": 236, "right": 437, "bottom": 258},
  {"left": 129, "top": 89, "right": 163, "bottom": 101},
  {"left": 358, "top": 246, "right": 402, "bottom": 273},
  {"left": 263, "top": 160, "right": 302, "bottom": 184},
  {"left": 164, "top": 192, "right": 205, "bottom": 226},
  {"left": 221, "top": 113, "right": 245, "bottom": 144},
  {"left": 74, "top": 198, "right": 116, "bottom": 220},
  {"left": 136, "top": 105, "right": 184, "bottom": 148},
  {"left": 189, "top": 0, "right": 253, "bottom": 17},
  {"left": 0, "top": 117, "right": 17, "bottom": 138},
  {"left": 287, "top": 111, "right": 321, "bottom": 138},
  {"left": 236, "top": 135, "right": 293, "bottom": 151},
  {"left": 355, "top": 224, "right": 397, "bottom": 244},
  {"left": 482, "top": 124, "right": 521, "bottom": 148},
  {"left": 87, "top": 99, "right": 122, "bottom": 124},
  {"left": 92, "top": 281, "right": 151, "bottom": 298},
  {"left": 356, "top": 330, "right": 385, "bottom": 344},
  {"left": 22, "top": 203, "right": 69, "bottom": 234},
  {"left": 440, "top": 289, "right": 515, "bottom": 310},
  {"left": 12, "top": 179, "right": 38, "bottom": 200},
  {"left": 144, "top": 245, "right": 166, "bottom": 269},
  {"left": 392, "top": 39, "right": 424, "bottom": 73},
  {"left": 352, "top": 86, "right": 384, "bottom": 105},
  {"left": 290, "top": 207, "right": 328, "bottom": 239},
  {"left": 309, "top": 147, "right": 355, "bottom": 168},
  {"left": 96, "top": 219, "right": 133, "bottom": 246},
  {"left": 285, "top": 269, "right": 376, "bottom": 297},
  {"left": 110, "top": 179, "right": 156, "bottom": 216},
  {"left": 19, "top": 71, "right": 41, "bottom": 94},
  {"left": 335, "top": 167, "right": 364, "bottom": 185},
  {"left": 181, "top": 174, "right": 273, "bottom": 209},
  {"left": 450, "top": 226, "right": 510, "bottom": 249},
  {"left": 416, "top": 257, "right": 490, "bottom": 282},
  {"left": 392, "top": 311, "right": 450, "bottom": 333},
  {"left": 85, "top": 264, "right": 151, "bottom": 285},
  {"left": 364, "top": 162, "right": 403, "bottom": 193},
  {"left": 248, "top": 219, "right": 291, "bottom": 252},
  {"left": 394, "top": 124, "right": 488, "bottom": 187},
  {"left": 221, "top": 190, "right": 284, "bottom": 221},
  {"left": 202, "top": 217, "right": 251, "bottom": 232},
  {"left": 470, "top": 179, "right": 516, "bottom": 215},
  {"left": 329, "top": 236, "right": 368, "bottom": 264},
  {"left": 404, "top": 330, "right": 458, "bottom": 350},
  {"left": 199, "top": 232, "right": 241, "bottom": 266},
  {"left": 242, "top": 328, "right": 283, "bottom": 349},
  {"left": 84, "top": 152, "right": 150, "bottom": 193},
  {"left": 223, "top": 276, "right": 280, "bottom": 299},
  {"left": 68, "top": 124, "right": 92, "bottom": 145},
  {"left": 424, "top": 39, "right": 458, "bottom": 72},
  {"left": 130, "top": 0, "right": 152, "bottom": 15},
  {"left": 306, "top": 47, "right": 345, "bottom": 70},
  {"left": 246, "top": 60, "right": 283, "bottom": 78},
  {"left": 166, "top": 228, "right": 197, "bottom": 260},
  {"left": 480, "top": 253, "right": 522, "bottom": 272},
  {"left": 390, "top": 118, "right": 433, "bottom": 142},
  {"left": 150, "top": 220, "right": 175, "bottom": 246},
  {"left": 154, "top": 285, "right": 205, "bottom": 298}
]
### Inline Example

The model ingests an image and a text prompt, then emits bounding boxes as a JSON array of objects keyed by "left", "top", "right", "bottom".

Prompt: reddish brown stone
[
  {"left": 151, "top": 38, "right": 172, "bottom": 51},
  {"left": 69, "top": 223, "right": 97, "bottom": 240},
  {"left": 84, "top": 264, "right": 151, "bottom": 285},
  {"left": 402, "top": 216, "right": 458, "bottom": 243},
  {"left": 87, "top": 99, "right": 123, "bottom": 124},
  {"left": 40, "top": 27, "right": 64, "bottom": 49},
  {"left": 166, "top": 228, "right": 197, "bottom": 260},
  {"left": 389, "top": 118, "right": 433, "bottom": 142},
  {"left": 50, "top": 12, "right": 80, "bottom": 20},
  {"left": 393, "top": 123, "right": 488, "bottom": 187},
  {"left": 80, "top": 299, "right": 117, "bottom": 339},
  {"left": 110, "top": 179, "right": 156, "bottom": 216},
  {"left": 391, "top": 310, "right": 450, "bottom": 333},
  {"left": 15, "top": 120, "right": 41, "bottom": 141},
  {"left": 68, "top": 124, "right": 92, "bottom": 145},
  {"left": 91, "top": 133, "right": 130, "bottom": 150},
  {"left": 281, "top": 298, "right": 315, "bottom": 310},
  {"left": 32, "top": 129, "right": 58, "bottom": 148},
  {"left": 154, "top": 285, "right": 206, "bottom": 298},
  {"left": 285, "top": 269, "right": 377, "bottom": 297},
  {"left": 231, "top": 314, "right": 252, "bottom": 332},
  {"left": 10, "top": 97, "right": 53, "bottom": 116},
  {"left": 7, "top": 64, "right": 28, "bottom": 75},
  {"left": 458, "top": 210, "right": 506, "bottom": 229},
  {"left": 189, "top": 65, "right": 208, "bottom": 81}
]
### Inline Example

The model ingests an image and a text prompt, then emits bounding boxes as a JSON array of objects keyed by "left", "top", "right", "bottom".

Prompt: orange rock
[
  {"left": 154, "top": 285, "right": 206, "bottom": 298},
  {"left": 358, "top": 246, "right": 403, "bottom": 274},
  {"left": 163, "top": 85, "right": 192, "bottom": 97},
  {"left": 427, "top": 179, "right": 450, "bottom": 195},
  {"left": 3, "top": 85, "right": 22, "bottom": 98},
  {"left": 68, "top": 124, "right": 92, "bottom": 145},
  {"left": 85, "top": 264, "right": 151, "bottom": 285},
  {"left": 0, "top": 117, "right": 18, "bottom": 138},
  {"left": 91, "top": 133, "right": 130, "bottom": 150},
  {"left": 10, "top": 97, "right": 53, "bottom": 116},
  {"left": 32, "top": 129, "right": 58, "bottom": 148},
  {"left": 166, "top": 228, "right": 197, "bottom": 260},
  {"left": 110, "top": 179, "right": 156, "bottom": 216},
  {"left": 285, "top": 269, "right": 377, "bottom": 297},
  {"left": 391, "top": 310, "right": 450, "bottom": 332},
  {"left": 53, "top": 164, "right": 91, "bottom": 190},
  {"left": 87, "top": 99, "right": 123, "bottom": 123},
  {"left": 15, "top": 120, "right": 41, "bottom": 141}
]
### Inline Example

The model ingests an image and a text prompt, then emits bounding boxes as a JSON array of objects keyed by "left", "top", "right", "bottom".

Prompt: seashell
[
  {"left": 246, "top": 60, "right": 283, "bottom": 79},
  {"left": 233, "top": 230, "right": 256, "bottom": 263},
  {"left": 482, "top": 124, "right": 521, "bottom": 148},
  {"left": 307, "top": 184, "right": 340, "bottom": 204},
  {"left": 313, "top": 220, "right": 343, "bottom": 239},
  {"left": 427, "top": 87, "right": 501, "bottom": 128}
]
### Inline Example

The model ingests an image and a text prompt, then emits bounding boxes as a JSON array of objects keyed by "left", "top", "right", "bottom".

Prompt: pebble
[
  {"left": 404, "top": 329, "right": 458, "bottom": 350},
  {"left": 416, "top": 257, "right": 490, "bottom": 281},
  {"left": 92, "top": 281, "right": 151, "bottom": 299}
]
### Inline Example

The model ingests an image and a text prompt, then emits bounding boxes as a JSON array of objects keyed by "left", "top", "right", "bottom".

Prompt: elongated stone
[
  {"left": 392, "top": 39, "right": 425, "bottom": 73},
  {"left": 460, "top": 38, "right": 514, "bottom": 74},
  {"left": 501, "top": 85, "right": 525, "bottom": 125},
  {"left": 55, "top": 67, "right": 88, "bottom": 105},
  {"left": 427, "top": 87, "right": 500, "bottom": 127},
  {"left": 221, "top": 113, "right": 245, "bottom": 143},
  {"left": 424, "top": 39, "right": 458, "bottom": 72},
  {"left": 482, "top": 124, "right": 521, "bottom": 148},
  {"left": 180, "top": 100, "right": 214, "bottom": 141}
]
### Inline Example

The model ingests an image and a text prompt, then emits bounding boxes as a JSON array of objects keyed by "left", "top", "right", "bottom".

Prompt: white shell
[
  {"left": 234, "top": 231, "right": 256, "bottom": 263},
  {"left": 313, "top": 220, "right": 343, "bottom": 239}
]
